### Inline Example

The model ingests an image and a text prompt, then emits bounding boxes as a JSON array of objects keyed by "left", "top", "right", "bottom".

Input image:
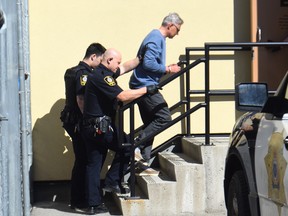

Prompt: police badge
[
  {"left": 104, "top": 76, "right": 116, "bottom": 86},
  {"left": 80, "top": 75, "right": 88, "bottom": 86}
]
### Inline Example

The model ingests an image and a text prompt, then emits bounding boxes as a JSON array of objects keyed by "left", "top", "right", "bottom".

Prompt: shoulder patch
[
  {"left": 80, "top": 75, "right": 88, "bottom": 86},
  {"left": 104, "top": 76, "right": 116, "bottom": 86}
]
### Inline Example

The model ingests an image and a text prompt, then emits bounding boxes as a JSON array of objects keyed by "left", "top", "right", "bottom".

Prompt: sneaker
[
  {"left": 137, "top": 160, "right": 149, "bottom": 169},
  {"left": 121, "top": 182, "right": 131, "bottom": 194},
  {"left": 103, "top": 183, "right": 130, "bottom": 195},
  {"left": 103, "top": 184, "right": 121, "bottom": 194},
  {"left": 134, "top": 147, "right": 144, "bottom": 161},
  {"left": 69, "top": 203, "right": 87, "bottom": 213},
  {"left": 83, "top": 203, "right": 108, "bottom": 215}
]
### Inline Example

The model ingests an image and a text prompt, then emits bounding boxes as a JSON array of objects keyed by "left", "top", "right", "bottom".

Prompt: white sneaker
[{"left": 134, "top": 147, "right": 144, "bottom": 161}]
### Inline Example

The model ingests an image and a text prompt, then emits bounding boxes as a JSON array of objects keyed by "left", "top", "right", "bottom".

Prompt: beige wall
[{"left": 29, "top": 0, "right": 241, "bottom": 181}]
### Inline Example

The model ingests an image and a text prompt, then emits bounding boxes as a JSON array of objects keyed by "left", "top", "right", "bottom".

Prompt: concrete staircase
[{"left": 113, "top": 136, "right": 229, "bottom": 216}]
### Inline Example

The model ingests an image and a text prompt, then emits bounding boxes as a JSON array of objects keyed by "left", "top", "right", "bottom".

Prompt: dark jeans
[
  {"left": 63, "top": 122, "right": 87, "bottom": 206},
  {"left": 81, "top": 123, "right": 130, "bottom": 206},
  {"left": 137, "top": 92, "right": 172, "bottom": 161}
]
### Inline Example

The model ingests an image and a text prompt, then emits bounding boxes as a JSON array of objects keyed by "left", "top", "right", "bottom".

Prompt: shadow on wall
[
  {"left": 32, "top": 99, "right": 74, "bottom": 181},
  {"left": 32, "top": 99, "right": 115, "bottom": 181}
]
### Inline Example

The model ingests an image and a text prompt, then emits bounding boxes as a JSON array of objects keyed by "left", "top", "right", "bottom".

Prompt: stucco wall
[{"left": 29, "top": 0, "right": 247, "bottom": 181}]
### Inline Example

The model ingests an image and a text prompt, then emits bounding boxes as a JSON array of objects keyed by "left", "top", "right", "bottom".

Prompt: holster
[
  {"left": 84, "top": 116, "right": 112, "bottom": 135},
  {"left": 96, "top": 116, "right": 111, "bottom": 133},
  {"left": 60, "top": 108, "right": 81, "bottom": 124}
]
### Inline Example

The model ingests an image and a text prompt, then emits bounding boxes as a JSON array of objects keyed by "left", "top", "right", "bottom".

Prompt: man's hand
[
  {"left": 167, "top": 64, "right": 181, "bottom": 74},
  {"left": 146, "top": 85, "right": 162, "bottom": 94}
]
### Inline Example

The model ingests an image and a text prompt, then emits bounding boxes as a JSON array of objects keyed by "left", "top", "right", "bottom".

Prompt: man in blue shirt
[{"left": 129, "top": 12, "right": 184, "bottom": 174}]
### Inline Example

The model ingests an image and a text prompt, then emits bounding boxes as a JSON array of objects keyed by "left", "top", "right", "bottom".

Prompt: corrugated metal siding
[{"left": 0, "top": 0, "right": 31, "bottom": 215}]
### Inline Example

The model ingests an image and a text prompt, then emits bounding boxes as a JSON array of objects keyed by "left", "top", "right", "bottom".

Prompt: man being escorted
[
  {"left": 129, "top": 12, "right": 184, "bottom": 173},
  {"left": 81, "top": 48, "right": 158, "bottom": 214}
]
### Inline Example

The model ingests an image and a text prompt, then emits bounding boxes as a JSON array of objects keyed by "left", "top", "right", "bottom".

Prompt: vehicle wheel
[{"left": 227, "top": 170, "right": 251, "bottom": 216}]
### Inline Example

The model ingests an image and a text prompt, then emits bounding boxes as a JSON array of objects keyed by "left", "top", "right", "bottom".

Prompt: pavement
[
  {"left": 31, "top": 196, "right": 121, "bottom": 216},
  {"left": 30, "top": 181, "right": 122, "bottom": 216}
]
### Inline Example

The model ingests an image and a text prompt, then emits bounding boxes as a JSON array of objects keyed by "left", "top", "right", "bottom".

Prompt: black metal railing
[
  {"left": 117, "top": 42, "right": 288, "bottom": 198},
  {"left": 118, "top": 58, "right": 205, "bottom": 197},
  {"left": 202, "top": 42, "right": 288, "bottom": 146}
]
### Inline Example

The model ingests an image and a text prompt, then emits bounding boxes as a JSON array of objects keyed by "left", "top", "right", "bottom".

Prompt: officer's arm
[
  {"left": 118, "top": 56, "right": 140, "bottom": 76},
  {"left": 116, "top": 87, "right": 146, "bottom": 102},
  {"left": 76, "top": 95, "right": 84, "bottom": 113}
]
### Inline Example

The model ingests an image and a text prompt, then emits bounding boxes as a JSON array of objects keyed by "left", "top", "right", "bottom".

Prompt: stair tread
[
  {"left": 137, "top": 168, "right": 174, "bottom": 182},
  {"left": 159, "top": 151, "right": 200, "bottom": 165},
  {"left": 183, "top": 136, "right": 229, "bottom": 145}
]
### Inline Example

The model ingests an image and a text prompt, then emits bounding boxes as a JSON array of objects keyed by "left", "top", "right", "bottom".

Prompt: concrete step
[
  {"left": 181, "top": 136, "right": 229, "bottom": 213},
  {"left": 135, "top": 171, "right": 176, "bottom": 200},
  {"left": 158, "top": 151, "right": 206, "bottom": 214},
  {"left": 112, "top": 136, "right": 229, "bottom": 216},
  {"left": 116, "top": 173, "right": 178, "bottom": 216}
]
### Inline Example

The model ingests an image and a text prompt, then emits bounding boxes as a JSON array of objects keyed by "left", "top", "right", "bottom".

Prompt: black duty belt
[{"left": 83, "top": 116, "right": 112, "bottom": 135}]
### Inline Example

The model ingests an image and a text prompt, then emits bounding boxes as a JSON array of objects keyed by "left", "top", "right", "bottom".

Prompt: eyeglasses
[{"left": 172, "top": 24, "right": 180, "bottom": 33}]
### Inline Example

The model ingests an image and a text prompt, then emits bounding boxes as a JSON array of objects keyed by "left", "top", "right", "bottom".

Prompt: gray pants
[{"left": 136, "top": 91, "right": 172, "bottom": 161}]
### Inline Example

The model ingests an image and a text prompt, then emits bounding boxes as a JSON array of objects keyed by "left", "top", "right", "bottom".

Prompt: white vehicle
[{"left": 224, "top": 72, "right": 288, "bottom": 216}]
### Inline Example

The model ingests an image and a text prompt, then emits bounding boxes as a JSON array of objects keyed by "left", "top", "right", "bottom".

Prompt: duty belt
[{"left": 83, "top": 116, "right": 112, "bottom": 135}]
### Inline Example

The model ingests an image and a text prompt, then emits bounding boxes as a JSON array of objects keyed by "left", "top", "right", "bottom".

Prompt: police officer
[
  {"left": 81, "top": 48, "right": 159, "bottom": 214},
  {"left": 60, "top": 43, "right": 106, "bottom": 210}
]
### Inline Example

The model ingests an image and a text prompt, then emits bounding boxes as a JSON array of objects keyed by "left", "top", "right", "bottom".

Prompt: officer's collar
[
  {"left": 79, "top": 61, "right": 93, "bottom": 72},
  {"left": 98, "top": 64, "right": 114, "bottom": 76}
]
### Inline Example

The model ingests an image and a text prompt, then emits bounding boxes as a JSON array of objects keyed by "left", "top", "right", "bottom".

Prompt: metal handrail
[
  {"left": 202, "top": 42, "right": 288, "bottom": 146},
  {"left": 119, "top": 42, "right": 288, "bottom": 198},
  {"left": 118, "top": 58, "right": 205, "bottom": 198},
  {"left": 118, "top": 58, "right": 205, "bottom": 146}
]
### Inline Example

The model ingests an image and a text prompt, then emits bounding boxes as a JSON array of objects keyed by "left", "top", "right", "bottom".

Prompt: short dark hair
[{"left": 84, "top": 43, "right": 106, "bottom": 59}]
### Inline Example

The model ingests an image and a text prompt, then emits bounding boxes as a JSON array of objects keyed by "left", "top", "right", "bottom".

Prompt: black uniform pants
[
  {"left": 81, "top": 123, "right": 130, "bottom": 206},
  {"left": 137, "top": 91, "right": 172, "bottom": 161},
  {"left": 63, "top": 122, "right": 87, "bottom": 206}
]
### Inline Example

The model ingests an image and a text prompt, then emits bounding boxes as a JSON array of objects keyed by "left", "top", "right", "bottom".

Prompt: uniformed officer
[
  {"left": 81, "top": 48, "right": 159, "bottom": 214},
  {"left": 60, "top": 43, "right": 106, "bottom": 210},
  {"left": 61, "top": 43, "right": 143, "bottom": 213}
]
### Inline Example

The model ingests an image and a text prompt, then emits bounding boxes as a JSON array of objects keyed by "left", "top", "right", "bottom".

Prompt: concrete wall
[{"left": 29, "top": 0, "right": 250, "bottom": 180}]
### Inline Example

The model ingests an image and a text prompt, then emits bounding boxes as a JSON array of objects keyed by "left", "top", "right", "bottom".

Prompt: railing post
[
  {"left": 204, "top": 44, "right": 211, "bottom": 145},
  {"left": 185, "top": 48, "right": 191, "bottom": 136},
  {"left": 129, "top": 105, "right": 137, "bottom": 198}
]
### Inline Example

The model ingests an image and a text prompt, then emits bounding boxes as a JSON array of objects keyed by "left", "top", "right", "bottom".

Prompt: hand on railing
[{"left": 167, "top": 64, "right": 181, "bottom": 74}]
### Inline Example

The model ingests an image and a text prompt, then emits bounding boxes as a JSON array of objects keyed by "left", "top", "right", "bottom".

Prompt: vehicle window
[{"left": 262, "top": 96, "right": 288, "bottom": 117}]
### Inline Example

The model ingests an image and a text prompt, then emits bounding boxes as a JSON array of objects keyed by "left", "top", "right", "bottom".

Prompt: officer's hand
[{"left": 146, "top": 85, "right": 162, "bottom": 94}]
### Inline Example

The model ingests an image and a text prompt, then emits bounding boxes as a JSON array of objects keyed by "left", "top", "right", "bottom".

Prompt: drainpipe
[
  {"left": 17, "top": 0, "right": 30, "bottom": 215},
  {"left": 0, "top": 8, "right": 9, "bottom": 216},
  {"left": 23, "top": 0, "right": 32, "bottom": 171}
]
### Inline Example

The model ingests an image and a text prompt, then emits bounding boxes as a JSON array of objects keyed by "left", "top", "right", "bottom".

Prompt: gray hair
[{"left": 161, "top": 12, "right": 184, "bottom": 26}]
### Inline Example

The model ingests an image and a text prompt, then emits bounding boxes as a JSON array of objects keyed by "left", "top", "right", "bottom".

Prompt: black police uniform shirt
[
  {"left": 62, "top": 61, "right": 93, "bottom": 123},
  {"left": 83, "top": 63, "right": 122, "bottom": 120},
  {"left": 75, "top": 61, "right": 94, "bottom": 98}
]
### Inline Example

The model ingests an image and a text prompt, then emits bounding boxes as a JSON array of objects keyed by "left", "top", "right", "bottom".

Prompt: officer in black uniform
[
  {"left": 60, "top": 43, "right": 106, "bottom": 210},
  {"left": 81, "top": 48, "right": 159, "bottom": 214}
]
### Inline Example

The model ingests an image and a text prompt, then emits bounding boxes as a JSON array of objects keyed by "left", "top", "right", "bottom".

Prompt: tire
[{"left": 227, "top": 170, "right": 251, "bottom": 216}]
